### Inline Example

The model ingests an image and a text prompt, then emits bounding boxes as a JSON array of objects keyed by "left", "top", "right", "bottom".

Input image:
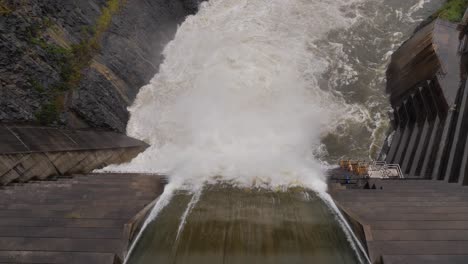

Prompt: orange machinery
[{"left": 339, "top": 160, "right": 369, "bottom": 176}]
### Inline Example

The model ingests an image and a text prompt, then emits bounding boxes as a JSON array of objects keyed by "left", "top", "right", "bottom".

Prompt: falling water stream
[{"left": 103, "top": 0, "right": 444, "bottom": 263}]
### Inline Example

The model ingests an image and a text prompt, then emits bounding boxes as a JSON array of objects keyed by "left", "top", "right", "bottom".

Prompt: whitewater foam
[
  {"left": 107, "top": 2, "right": 371, "bottom": 260},
  {"left": 100, "top": 1, "right": 444, "bottom": 262},
  {"left": 175, "top": 187, "right": 203, "bottom": 242},
  {"left": 106, "top": 0, "right": 369, "bottom": 192},
  {"left": 319, "top": 192, "right": 372, "bottom": 264}
]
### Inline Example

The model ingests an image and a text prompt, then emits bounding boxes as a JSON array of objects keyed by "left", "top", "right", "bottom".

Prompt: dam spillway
[
  {"left": 125, "top": 185, "right": 364, "bottom": 264},
  {"left": 3, "top": 0, "right": 468, "bottom": 263}
]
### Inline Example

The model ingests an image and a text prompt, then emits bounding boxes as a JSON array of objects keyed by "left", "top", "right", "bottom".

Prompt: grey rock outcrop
[{"left": 0, "top": 0, "right": 201, "bottom": 132}]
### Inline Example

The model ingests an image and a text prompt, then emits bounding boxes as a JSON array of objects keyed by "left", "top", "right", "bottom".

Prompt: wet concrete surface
[{"left": 127, "top": 185, "right": 362, "bottom": 264}]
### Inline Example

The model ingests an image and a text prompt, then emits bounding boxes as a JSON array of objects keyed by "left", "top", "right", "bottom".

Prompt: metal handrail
[
  {"left": 367, "top": 161, "right": 384, "bottom": 172},
  {"left": 366, "top": 161, "right": 405, "bottom": 179},
  {"left": 338, "top": 159, "right": 404, "bottom": 179},
  {"left": 384, "top": 164, "right": 404, "bottom": 178}
]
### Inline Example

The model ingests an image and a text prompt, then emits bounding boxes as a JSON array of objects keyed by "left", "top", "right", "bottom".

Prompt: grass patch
[{"left": 435, "top": 0, "right": 468, "bottom": 22}]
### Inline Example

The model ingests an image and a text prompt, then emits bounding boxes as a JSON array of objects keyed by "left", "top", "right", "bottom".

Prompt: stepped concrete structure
[
  {"left": 380, "top": 17, "right": 468, "bottom": 183},
  {"left": 332, "top": 13, "right": 468, "bottom": 264},
  {"left": 0, "top": 125, "right": 148, "bottom": 185},
  {"left": 329, "top": 169, "right": 468, "bottom": 264},
  {"left": 0, "top": 173, "right": 166, "bottom": 264},
  {"left": 0, "top": 126, "right": 164, "bottom": 263}
]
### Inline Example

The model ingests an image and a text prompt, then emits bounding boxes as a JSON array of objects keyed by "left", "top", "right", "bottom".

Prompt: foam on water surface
[
  {"left": 99, "top": 0, "right": 445, "bottom": 262},
  {"left": 107, "top": 0, "right": 369, "bottom": 191}
]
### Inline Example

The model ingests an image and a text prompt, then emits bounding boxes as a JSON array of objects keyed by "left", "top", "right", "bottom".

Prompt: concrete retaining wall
[
  {"left": 381, "top": 19, "right": 468, "bottom": 185},
  {"left": 0, "top": 126, "right": 148, "bottom": 185}
]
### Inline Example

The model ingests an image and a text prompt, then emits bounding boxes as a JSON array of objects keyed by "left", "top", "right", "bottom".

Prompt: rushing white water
[
  {"left": 319, "top": 192, "right": 371, "bottom": 264},
  {"left": 108, "top": 0, "right": 369, "bottom": 192},
  {"left": 174, "top": 187, "right": 203, "bottom": 242},
  {"left": 110, "top": 1, "right": 370, "bottom": 261},
  {"left": 123, "top": 182, "right": 177, "bottom": 261},
  {"left": 105, "top": 0, "right": 442, "bottom": 262}
]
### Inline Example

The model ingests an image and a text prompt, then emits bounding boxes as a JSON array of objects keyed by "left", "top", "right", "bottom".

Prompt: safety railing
[
  {"left": 382, "top": 164, "right": 404, "bottom": 179},
  {"left": 339, "top": 159, "right": 404, "bottom": 179},
  {"left": 367, "top": 161, "right": 404, "bottom": 179}
]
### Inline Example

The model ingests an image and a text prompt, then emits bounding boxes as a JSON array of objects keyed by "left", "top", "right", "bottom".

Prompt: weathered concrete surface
[
  {"left": 0, "top": 126, "right": 147, "bottom": 153},
  {"left": 386, "top": 20, "right": 441, "bottom": 108},
  {"left": 0, "top": 173, "right": 165, "bottom": 264},
  {"left": 330, "top": 176, "right": 468, "bottom": 264},
  {"left": 0, "top": 126, "right": 148, "bottom": 185},
  {"left": 382, "top": 18, "right": 468, "bottom": 184},
  {"left": 126, "top": 185, "right": 364, "bottom": 264},
  {"left": 386, "top": 19, "right": 460, "bottom": 108}
]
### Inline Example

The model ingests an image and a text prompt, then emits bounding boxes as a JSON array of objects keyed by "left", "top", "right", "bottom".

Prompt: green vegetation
[
  {"left": 30, "top": 37, "right": 48, "bottom": 49},
  {"left": 30, "top": 37, "right": 69, "bottom": 57},
  {"left": 30, "top": 79, "right": 45, "bottom": 93},
  {"left": 28, "top": 0, "right": 126, "bottom": 125},
  {"left": 35, "top": 102, "right": 59, "bottom": 125},
  {"left": 45, "top": 0, "right": 126, "bottom": 90},
  {"left": 94, "top": 0, "right": 121, "bottom": 42},
  {"left": 435, "top": 0, "right": 468, "bottom": 22}
]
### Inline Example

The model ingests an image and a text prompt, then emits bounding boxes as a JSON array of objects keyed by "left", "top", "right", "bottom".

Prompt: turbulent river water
[{"left": 104, "top": 0, "right": 444, "bottom": 263}]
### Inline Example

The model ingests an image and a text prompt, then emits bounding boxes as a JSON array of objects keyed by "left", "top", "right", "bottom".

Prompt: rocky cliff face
[{"left": 0, "top": 0, "right": 200, "bottom": 132}]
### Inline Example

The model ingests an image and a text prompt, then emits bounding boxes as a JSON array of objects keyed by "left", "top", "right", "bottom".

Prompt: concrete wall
[
  {"left": 0, "top": 126, "right": 147, "bottom": 185},
  {"left": 381, "top": 19, "right": 468, "bottom": 185}
]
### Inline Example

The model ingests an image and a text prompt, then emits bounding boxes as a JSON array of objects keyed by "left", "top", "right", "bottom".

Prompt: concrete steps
[
  {"left": 331, "top": 178, "right": 468, "bottom": 263},
  {"left": 0, "top": 173, "right": 165, "bottom": 263}
]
